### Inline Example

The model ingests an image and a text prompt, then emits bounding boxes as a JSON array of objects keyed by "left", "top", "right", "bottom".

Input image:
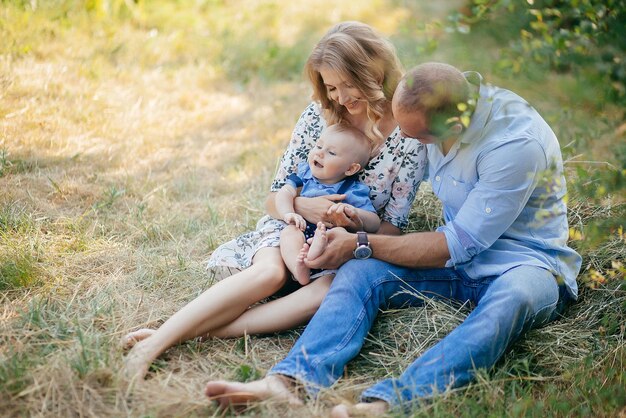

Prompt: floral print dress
[{"left": 207, "top": 102, "right": 427, "bottom": 278}]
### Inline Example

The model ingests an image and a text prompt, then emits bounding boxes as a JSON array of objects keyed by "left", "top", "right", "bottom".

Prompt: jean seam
[
  {"left": 308, "top": 271, "right": 428, "bottom": 371},
  {"left": 360, "top": 389, "right": 395, "bottom": 404},
  {"left": 530, "top": 299, "right": 558, "bottom": 328},
  {"left": 308, "top": 276, "right": 382, "bottom": 370},
  {"left": 308, "top": 270, "right": 459, "bottom": 372}
]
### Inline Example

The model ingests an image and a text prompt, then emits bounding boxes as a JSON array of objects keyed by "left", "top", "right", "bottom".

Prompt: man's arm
[{"left": 304, "top": 228, "right": 450, "bottom": 270}]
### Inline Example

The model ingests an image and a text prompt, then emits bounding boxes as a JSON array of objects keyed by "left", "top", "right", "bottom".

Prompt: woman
[{"left": 123, "top": 21, "right": 427, "bottom": 379}]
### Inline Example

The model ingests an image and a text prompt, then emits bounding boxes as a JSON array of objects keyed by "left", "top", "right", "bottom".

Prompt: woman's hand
[
  {"left": 294, "top": 194, "right": 345, "bottom": 227},
  {"left": 303, "top": 227, "right": 355, "bottom": 270}
]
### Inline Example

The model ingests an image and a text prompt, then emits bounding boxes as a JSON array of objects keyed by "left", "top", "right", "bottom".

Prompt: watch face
[{"left": 354, "top": 245, "right": 372, "bottom": 259}]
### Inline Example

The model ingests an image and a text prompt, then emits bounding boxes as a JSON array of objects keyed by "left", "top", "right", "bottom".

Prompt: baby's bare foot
[
  {"left": 307, "top": 222, "right": 328, "bottom": 260},
  {"left": 293, "top": 243, "right": 311, "bottom": 285},
  {"left": 205, "top": 375, "right": 303, "bottom": 411},
  {"left": 330, "top": 401, "right": 389, "bottom": 417},
  {"left": 120, "top": 328, "right": 155, "bottom": 350}
]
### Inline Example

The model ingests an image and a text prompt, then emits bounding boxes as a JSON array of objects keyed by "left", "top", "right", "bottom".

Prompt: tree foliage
[{"left": 454, "top": 0, "right": 626, "bottom": 104}]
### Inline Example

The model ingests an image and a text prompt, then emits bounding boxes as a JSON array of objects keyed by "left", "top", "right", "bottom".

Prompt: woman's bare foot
[
  {"left": 123, "top": 338, "right": 160, "bottom": 380},
  {"left": 293, "top": 243, "right": 312, "bottom": 285},
  {"left": 120, "top": 328, "right": 155, "bottom": 350},
  {"left": 205, "top": 375, "right": 303, "bottom": 410},
  {"left": 307, "top": 222, "right": 328, "bottom": 260},
  {"left": 330, "top": 401, "right": 390, "bottom": 417}
]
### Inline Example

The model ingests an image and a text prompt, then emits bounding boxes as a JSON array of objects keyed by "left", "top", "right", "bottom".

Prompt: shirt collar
[{"left": 459, "top": 71, "right": 492, "bottom": 144}]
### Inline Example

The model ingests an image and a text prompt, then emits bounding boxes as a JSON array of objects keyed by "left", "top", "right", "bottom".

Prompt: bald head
[{"left": 394, "top": 62, "right": 470, "bottom": 125}]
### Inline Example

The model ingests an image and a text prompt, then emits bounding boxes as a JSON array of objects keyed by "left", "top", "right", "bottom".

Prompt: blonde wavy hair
[{"left": 305, "top": 21, "right": 404, "bottom": 145}]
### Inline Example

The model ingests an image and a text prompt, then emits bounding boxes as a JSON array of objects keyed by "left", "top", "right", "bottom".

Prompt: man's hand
[
  {"left": 303, "top": 227, "right": 355, "bottom": 270},
  {"left": 283, "top": 212, "right": 307, "bottom": 231},
  {"left": 326, "top": 203, "right": 364, "bottom": 231}
]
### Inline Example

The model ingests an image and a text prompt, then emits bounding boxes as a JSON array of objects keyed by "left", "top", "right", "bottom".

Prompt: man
[{"left": 203, "top": 62, "right": 582, "bottom": 416}]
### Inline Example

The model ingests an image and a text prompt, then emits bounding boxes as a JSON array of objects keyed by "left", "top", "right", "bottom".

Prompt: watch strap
[{"left": 356, "top": 231, "right": 369, "bottom": 246}]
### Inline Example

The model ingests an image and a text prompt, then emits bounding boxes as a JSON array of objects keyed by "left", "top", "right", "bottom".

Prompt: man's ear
[
  {"left": 450, "top": 122, "right": 464, "bottom": 135},
  {"left": 345, "top": 163, "right": 361, "bottom": 177}
]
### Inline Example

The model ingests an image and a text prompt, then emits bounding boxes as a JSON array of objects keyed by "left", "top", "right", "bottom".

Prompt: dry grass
[{"left": 1, "top": 0, "right": 625, "bottom": 417}]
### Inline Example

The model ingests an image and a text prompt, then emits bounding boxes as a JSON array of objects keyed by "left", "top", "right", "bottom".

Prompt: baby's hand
[
  {"left": 326, "top": 203, "right": 363, "bottom": 231},
  {"left": 283, "top": 212, "right": 306, "bottom": 231},
  {"left": 327, "top": 202, "right": 355, "bottom": 217}
]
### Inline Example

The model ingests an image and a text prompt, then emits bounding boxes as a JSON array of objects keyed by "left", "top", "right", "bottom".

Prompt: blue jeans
[{"left": 269, "top": 259, "right": 571, "bottom": 407}]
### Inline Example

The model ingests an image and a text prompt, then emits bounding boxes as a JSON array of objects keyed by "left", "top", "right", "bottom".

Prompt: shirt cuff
[{"left": 437, "top": 221, "right": 476, "bottom": 266}]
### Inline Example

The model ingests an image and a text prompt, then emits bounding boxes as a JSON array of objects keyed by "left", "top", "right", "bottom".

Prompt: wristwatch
[{"left": 353, "top": 231, "right": 372, "bottom": 259}]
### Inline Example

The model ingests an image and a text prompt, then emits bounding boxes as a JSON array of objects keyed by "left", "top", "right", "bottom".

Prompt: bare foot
[
  {"left": 293, "top": 243, "right": 312, "bottom": 285},
  {"left": 205, "top": 375, "right": 303, "bottom": 411},
  {"left": 307, "top": 222, "right": 328, "bottom": 260},
  {"left": 330, "top": 401, "right": 390, "bottom": 417},
  {"left": 120, "top": 328, "right": 155, "bottom": 350}
]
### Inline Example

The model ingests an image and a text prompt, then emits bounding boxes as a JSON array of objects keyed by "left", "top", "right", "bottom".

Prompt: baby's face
[{"left": 307, "top": 131, "right": 362, "bottom": 184}]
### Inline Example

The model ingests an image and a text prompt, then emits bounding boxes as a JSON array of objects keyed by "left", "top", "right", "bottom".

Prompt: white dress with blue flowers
[{"left": 207, "top": 102, "right": 427, "bottom": 278}]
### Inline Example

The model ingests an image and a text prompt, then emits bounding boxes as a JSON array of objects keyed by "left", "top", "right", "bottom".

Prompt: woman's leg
[
  {"left": 123, "top": 247, "right": 288, "bottom": 379},
  {"left": 211, "top": 274, "right": 334, "bottom": 338}
]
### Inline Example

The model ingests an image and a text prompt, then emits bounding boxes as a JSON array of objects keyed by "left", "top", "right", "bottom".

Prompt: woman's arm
[
  {"left": 377, "top": 141, "right": 427, "bottom": 231},
  {"left": 265, "top": 192, "right": 280, "bottom": 219},
  {"left": 353, "top": 208, "right": 380, "bottom": 233},
  {"left": 376, "top": 220, "right": 401, "bottom": 235}
]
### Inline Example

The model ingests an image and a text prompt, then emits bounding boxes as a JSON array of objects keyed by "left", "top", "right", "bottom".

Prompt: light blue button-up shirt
[{"left": 431, "top": 73, "right": 581, "bottom": 299}]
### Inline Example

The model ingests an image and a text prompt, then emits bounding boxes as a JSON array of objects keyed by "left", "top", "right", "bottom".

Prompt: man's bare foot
[
  {"left": 205, "top": 375, "right": 303, "bottom": 410},
  {"left": 293, "top": 243, "right": 312, "bottom": 285},
  {"left": 330, "top": 401, "right": 390, "bottom": 417},
  {"left": 307, "top": 222, "right": 328, "bottom": 260},
  {"left": 120, "top": 328, "right": 155, "bottom": 350}
]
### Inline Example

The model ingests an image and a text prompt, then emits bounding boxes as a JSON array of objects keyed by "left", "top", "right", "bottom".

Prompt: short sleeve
[
  {"left": 344, "top": 182, "right": 376, "bottom": 213},
  {"left": 270, "top": 103, "right": 325, "bottom": 192},
  {"left": 285, "top": 173, "right": 303, "bottom": 189},
  {"left": 379, "top": 140, "right": 427, "bottom": 229}
]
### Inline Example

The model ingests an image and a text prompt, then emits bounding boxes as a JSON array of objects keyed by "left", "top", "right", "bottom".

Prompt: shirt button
[
  {"left": 453, "top": 180, "right": 457, "bottom": 186},
  {"left": 435, "top": 176, "right": 441, "bottom": 181},
  {"left": 485, "top": 207, "right": 492, "bottom": 214}
]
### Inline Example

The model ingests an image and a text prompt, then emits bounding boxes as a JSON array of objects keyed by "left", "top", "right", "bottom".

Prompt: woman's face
[{"left": 319, "top": 67, "right": 367, "bottom": 117}]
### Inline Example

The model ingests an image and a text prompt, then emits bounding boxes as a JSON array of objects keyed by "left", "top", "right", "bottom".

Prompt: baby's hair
[{"left": 324, "top": 123, "right": 372, "bottom": 169}]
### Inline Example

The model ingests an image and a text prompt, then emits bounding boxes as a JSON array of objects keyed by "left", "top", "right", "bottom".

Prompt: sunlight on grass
[{"left": 0, "top": 0, "right": 624, "bottom": 416}]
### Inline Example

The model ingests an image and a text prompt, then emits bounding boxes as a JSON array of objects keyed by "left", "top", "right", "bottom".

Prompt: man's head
[
  {"left": 308, "top": 123, "right": 372, "bottom": 184},
  {"left": 392, "top": 62, "right": 470, "bottom": 144}
]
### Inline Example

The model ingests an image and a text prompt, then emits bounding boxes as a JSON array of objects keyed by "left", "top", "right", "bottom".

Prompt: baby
[{"left": 275, "top": 123, "right": 380, "bottom": 285}]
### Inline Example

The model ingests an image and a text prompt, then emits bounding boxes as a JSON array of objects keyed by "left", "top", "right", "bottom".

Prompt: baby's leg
[
  {"left": 306, "top": 222, "right": 328, "bottom": 261},
  {"left": 280, "top": 225, "right": 310, "bottom": 285}
]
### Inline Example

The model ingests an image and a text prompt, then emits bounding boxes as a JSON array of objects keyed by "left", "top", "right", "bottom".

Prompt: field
[{"left": 1, "top": 0, "right": 625, "bottom": 416}]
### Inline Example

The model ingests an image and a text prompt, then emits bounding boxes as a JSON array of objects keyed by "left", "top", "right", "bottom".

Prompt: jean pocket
[{"left": 458, "top": 268, "right": 493, "bottom": 288}]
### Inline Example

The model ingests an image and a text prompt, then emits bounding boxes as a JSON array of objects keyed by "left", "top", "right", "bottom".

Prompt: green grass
[{"left": 0, "top": 0, "right": 624, "bottom": 416}]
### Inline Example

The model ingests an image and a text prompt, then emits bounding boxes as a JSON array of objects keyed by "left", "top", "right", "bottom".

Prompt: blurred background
[{"left": 1, "top": 0, "right": 624, "bottom": 416}]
